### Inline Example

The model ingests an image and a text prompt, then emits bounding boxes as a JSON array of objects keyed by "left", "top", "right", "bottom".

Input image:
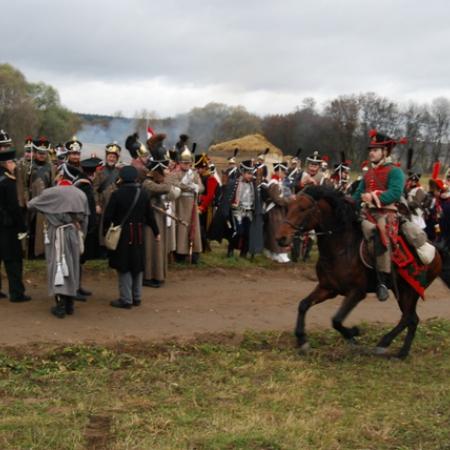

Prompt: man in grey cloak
[{"left": 28, "top": 164, "right": 89, "bottom": 318}]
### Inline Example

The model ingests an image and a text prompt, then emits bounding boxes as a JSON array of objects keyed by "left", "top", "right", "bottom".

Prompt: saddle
[{"left": 360, "top": 233, "right": 431, "bottom": 299}]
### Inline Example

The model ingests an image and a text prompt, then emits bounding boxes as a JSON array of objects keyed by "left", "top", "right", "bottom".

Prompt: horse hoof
[
  {"left": 299, "top": 342, "right": 311, "bottom": 354},
  {"left": 350, "top": 326, "right": 360, "bottom": 337},
  {"left": 373, "top": 346, "right": 388, "bottom": 355}
]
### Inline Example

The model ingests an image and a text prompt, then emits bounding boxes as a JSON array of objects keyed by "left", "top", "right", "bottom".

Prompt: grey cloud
[{"left": 3, "top": 0, "right": 450, "bottom": 112}]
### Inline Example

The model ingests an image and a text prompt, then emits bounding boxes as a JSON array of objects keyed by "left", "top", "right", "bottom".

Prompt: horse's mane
[{"left": 302, "top": 185, "right": 359, "bottom": 231}]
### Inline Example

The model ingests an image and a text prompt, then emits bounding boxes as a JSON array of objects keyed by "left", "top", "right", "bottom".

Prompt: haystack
[{"left": 209, "top": 134, "right": 283, "bottom": 160}]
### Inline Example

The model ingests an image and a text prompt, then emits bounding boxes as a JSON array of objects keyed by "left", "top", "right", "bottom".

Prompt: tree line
[
  {"left": 134, "top": 95, "right": 450, "bottom": 171},
  {"left": 0, "top": 64, "right": 80, "bottom": 149}
]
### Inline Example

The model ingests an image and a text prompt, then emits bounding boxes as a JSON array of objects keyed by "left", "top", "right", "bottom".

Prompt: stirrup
[{"left": 376, "top": 283, "right": 389, "bottom": 302}]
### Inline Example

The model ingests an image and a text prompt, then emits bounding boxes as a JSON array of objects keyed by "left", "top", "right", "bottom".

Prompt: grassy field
[
  {"left": 22, "top": 241, "right": 317, "bottom": 275},
  {"left": 1, "top": 320, "right": 450, "bottom": 450}
]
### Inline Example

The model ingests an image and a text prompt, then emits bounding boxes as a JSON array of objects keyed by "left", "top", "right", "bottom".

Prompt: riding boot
[
  {"left": 371, "top": 232, "right": 390, "bottom": 301},
  {"left": 376, "top": 272, "right": 390, "bottom": 302},
  {"left": 51, "top": 295, "right": 66, "bottom": 319}
]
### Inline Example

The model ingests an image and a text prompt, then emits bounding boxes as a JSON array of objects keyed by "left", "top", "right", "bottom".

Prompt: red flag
[{"left": 432, "top": 161, "right": 441, "bottom": 180}]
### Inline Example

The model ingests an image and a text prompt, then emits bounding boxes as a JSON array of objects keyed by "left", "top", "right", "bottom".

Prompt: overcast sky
[{"left": 3, "top": 0, "right": 450, "bottom": 117}]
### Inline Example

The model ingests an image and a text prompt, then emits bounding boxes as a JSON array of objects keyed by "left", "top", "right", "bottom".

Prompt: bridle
[{"left": 282, "top": 192, "right": 333, "bottom": 236}]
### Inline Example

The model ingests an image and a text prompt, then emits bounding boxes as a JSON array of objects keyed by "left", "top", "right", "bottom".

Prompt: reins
[{"left": 283, "top": 192, "right": 334, "bottom": 236}]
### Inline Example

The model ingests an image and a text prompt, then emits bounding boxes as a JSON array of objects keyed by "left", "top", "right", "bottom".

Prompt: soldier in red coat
[
  {"left": 353, "top": 129, "right": 406, "bottom": 301},
  {"left": 195, "top": 154, "right": 219, "bottom": 252}
]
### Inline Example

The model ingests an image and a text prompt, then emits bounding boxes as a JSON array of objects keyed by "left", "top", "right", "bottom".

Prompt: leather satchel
[{"left": 104, "top": 188, "right": 141, "bottom": 251}]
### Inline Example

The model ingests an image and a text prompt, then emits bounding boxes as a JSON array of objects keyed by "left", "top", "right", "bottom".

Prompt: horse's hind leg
[
  {"left": 375, "top": 289, "right": 419, "bottom": 358},
  {"left": 332, "top": 289, "right": 366, "bottom": 341},
  {"left": 397, "top": 294, "right": 420, "bottom": 359},
  {"left": 295, "top": 285, "right": 336, "bottom": 349}
]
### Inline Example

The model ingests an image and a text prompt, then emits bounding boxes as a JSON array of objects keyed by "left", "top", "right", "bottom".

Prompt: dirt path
[{"left": 0, "top": 266, "right": 449, "bottom": 345}]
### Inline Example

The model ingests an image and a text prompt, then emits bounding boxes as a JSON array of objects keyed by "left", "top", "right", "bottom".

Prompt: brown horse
[{"left": 276, "top": 185, "right": 447, "bottom": 359}]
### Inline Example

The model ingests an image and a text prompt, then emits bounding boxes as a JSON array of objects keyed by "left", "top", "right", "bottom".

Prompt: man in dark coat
[
  {"left": 0, "top": 146, "right": 31, "bottom": 302},
  {"left": 209, "top": 160, "right": 264, "bottom": 258},
  {"left": 103, "top": 166, "right": 159, "bottom": 309},
  {"left": 74, "top": 157, "right": 102, "bottom": 298}
]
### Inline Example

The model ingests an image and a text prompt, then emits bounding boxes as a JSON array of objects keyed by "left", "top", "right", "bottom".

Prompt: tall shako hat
[
  {"left": 54, "top": 143, "right": 67, "bottom": 159},
  {"left": 292, "top": 148, "right": 302, "bottom": 162},
  {"left": 175, "top": 134, "right": 189, "bottom": 149},
  {"left": 334, "top": 151, "right": 351, "bottom": 172},
  {"left": 406, "top": 147, "right": 421, "bottom": 182},
  {"left": 239, "top": 159, "right": 254, "bottom": 172},
  {"left": 194, "top": 153, "right": 209, "bottom": 169},
  {"left": 228, "top": 148, "right": 239, "bottom": 164},
  {"left": 0, "top": 149, "right": 16, "bottom": 161},
  {"left": 105, "top": 142, "right": 121, "bottom": 155},
  {"left": 273, "top": 161, "right": 288, "bottom": 172},
  {"left": 0, "top": 130, "right": 12, "bottom": 146},
  {"left": 60, "top": 163, "right": 81, "bottom": 181},
  {"left": 148, "top": 159, "right": 169, "bottom": 172},
  {"left": 65, "top": 136, "right": 82, "bottom": 153},
  {"left": 306, "top": 150, "right": 322, "bottom": 164},
  {"left": 125, "top": 133, "right": 148, "bottom": 159},
  {"left": 368, "top": 129, "right": 407, "bottom": 152},
  {"left": 24, "top": 136, "right": 33, "bottom": 152},
  {"left": 32, "top": 137, "right": 51, "bottom": 152},
  {"left": 80, "top": 157, "right": 102, "bottom": 174},
  {"left": 180, "top": 142, "right": 196, "bottom": 163}
]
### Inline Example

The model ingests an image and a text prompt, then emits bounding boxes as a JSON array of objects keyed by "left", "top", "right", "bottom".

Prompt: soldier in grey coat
[{"left": 28, "top": 164, "right": 89, "bottom": 318}]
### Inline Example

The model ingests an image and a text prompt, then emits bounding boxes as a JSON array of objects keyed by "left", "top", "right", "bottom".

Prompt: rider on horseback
[{"left": 353, "top": 129, "right": 406, "bottom": 302}]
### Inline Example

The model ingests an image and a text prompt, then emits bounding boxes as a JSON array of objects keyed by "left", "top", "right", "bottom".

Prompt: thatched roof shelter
[{"left": 208, "top": 134, "right": 283, "bottom": 161}]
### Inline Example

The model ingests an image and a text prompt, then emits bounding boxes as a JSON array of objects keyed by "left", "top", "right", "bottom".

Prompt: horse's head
[{"left": 276, "top": 193, "right": 324, "bottom": 247}]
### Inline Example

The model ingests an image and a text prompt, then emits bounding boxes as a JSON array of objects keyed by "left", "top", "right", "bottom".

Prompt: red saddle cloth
[
  {"left": 391, "top": 236, "right": 428, "bottom": 299},
  {"left": 360, "top": 236, "right": 428, "bottom": 299}
]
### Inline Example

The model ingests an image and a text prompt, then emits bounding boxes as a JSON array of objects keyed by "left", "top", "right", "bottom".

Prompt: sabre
[{"left": 152, "top": 205, "right": 189, "bottom": 227}]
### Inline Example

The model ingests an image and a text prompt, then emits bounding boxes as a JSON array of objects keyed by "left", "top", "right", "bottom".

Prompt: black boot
[
  {"left": 64, "top": 296, "right": 74, "bottom": 315},
  {"left": 77, "top": 287, "right": 92, "bottom": 296},
  {"left": 51, "top": 296, "right": 66, "bottom": 318},
  {"left": 143, "top": 279, "right": 161, "bottom": 288},
  {"left": 376, "top": 272, "right": 390, "bottom": 302},
  {"left": 174, "top": 253, "right": 186, "bottom": 263},
  {"left": 110, "top": 299, "right": 132, "bottom": 309}
]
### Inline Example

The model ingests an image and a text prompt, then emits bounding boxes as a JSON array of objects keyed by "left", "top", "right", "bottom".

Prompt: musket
[
  {"left": 188, "top": 191, "right": 198, "bottom": 263},
  {"left": 152, "top": 205, "right": 188, "bottom": 227}
]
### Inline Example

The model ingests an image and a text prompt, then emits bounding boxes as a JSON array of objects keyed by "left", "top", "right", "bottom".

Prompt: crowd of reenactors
[{"left": 1, "top": 127, "right": 450, "bottom": 315}]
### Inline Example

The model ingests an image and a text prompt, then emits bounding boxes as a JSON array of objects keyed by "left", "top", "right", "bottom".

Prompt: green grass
[
  {"left": 22, "top": 242, "right": 318, "bottom": 275},
  {"left": 1, "top": 320, "right": 450, "bottom": 449}
]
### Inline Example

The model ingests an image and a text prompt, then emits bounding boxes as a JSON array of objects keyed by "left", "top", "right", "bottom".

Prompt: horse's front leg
[
  {"left": 332, "top": 289, "right": 366, "bottom": 342},
  {"left": 295, "top": 285, "right": 337, "bottom": 350}
]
